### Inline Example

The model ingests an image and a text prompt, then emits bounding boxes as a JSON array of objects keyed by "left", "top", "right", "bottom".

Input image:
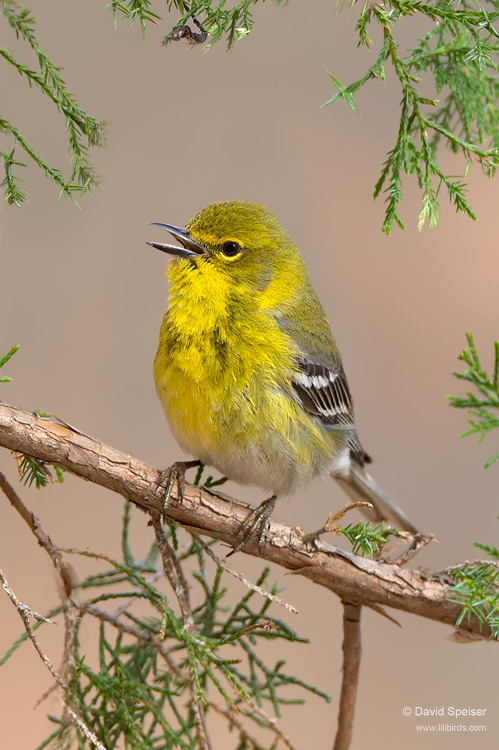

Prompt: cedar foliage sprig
[
  {"left": 324, "top": 0, "right": 499, "bottom": 234},
  {"left": 447, "top": 559, "right": 499, "bottom": 638},
  {"left": 0, "top": 0, "right": 105, "bottom": 205},
  {"left": 4, "top": 0, "right": 499, "bottom": 228},
  {"left": 161, "top": 0, "right": 286, "bottom": 50},
  {"left": 1, "top": 490, "right": 330, "bottom": 750},
  {"left": 0, "top": 344, "right": 19, "bottom": 382},
  {"left": 339, "top": 521, "right": 396, "bottom": 557},
  {"left": 14, "top": 453, "right": 64, "bottom": 488},
  {"left": 449, "top": 333, "right": 499, "bottom": 468},
  {"left": 446, "top": 334, "right": 499, "bottom": 637}
]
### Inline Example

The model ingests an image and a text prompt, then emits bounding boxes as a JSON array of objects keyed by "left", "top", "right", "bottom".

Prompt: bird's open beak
[{"left": 147, "top": 223, "right": 208, "bottom": 260}]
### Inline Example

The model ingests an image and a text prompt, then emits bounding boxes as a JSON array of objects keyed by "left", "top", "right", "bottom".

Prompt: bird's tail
[{"left": 330, "top": 460, "right": 418, "bottom": 534}]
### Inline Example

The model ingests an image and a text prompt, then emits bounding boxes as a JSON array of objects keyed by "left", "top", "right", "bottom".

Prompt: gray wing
[{"left": 291, "top": 357, "right": 370, "bottom": 464}]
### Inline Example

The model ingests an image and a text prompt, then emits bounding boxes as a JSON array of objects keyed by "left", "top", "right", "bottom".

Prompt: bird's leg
[
  {"left": 227, "top": 495, "right": 276, "bottom": 556},
  {"left": 157, "top": 459, "right": 201, "bottom": 521}
]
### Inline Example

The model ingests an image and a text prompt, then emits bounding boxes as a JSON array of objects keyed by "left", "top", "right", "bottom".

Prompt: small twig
[
  {"left": 207, "top": 701, "right": 267, "bottom": 750},
  {"left": 110, "top": 570, "right": 163, "bottom": 619},
  {"left": 151, "top": 515, "right": 194, "bottom": 631},
  {"left": 191, "top": 699, "right": 213, "bottom": 750},
  {"left": 302, "top": 502, "right": 374, "bottom": 543},
  {"left": 365, "top": 602, "right": 401, "bottom": 627},
  {"left": 333, "top": 602, "right": 362, "bottom": 750},
  {"left": 387, "top": 532, "right": 436, "bottom": 566},
  {"left": 0, "top": 569, "right": 96, "bottom": 750},
  {"left": 0, "top": 565, "right": 68, "bottom": 691},
  {"left": 0, "top": 470, "right": 74, "bottom": 596},
  {"left": 190, "top": 532, "right": 298, "bottom": 614},
  {"left": 0, "top": 567, "right": 55, "bottom": 624},
  {"left": 150, "top": 516, "right": 212, "bottom": 750},
  {"left": 0, "top": 470, "right": 79, "bottom": 683},
  {"left": 242, "top": 700, "right": 299, "bottom": 750},
  {"left": 63, "top": 703, "right": 108, "bottom": 750},
  {"left": 79, "top": 600, "right": 177, "bottom": 659}
]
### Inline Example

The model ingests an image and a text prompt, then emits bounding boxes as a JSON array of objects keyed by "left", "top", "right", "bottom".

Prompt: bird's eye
[{"left": 221, "top": 241, "right": 241, "bottom": 257}]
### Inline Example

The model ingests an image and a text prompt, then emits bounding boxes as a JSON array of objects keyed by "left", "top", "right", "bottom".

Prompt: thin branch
[
  {"left": 151, "top": 516, "right": 194, "bottom": 630},
  {"left": 333, "top": 602, "right": 362, "bottom": 750},
  {"left": 0, "top": 469, "right": 79, "bottom": 683},
  {"left": 388, "top": 532, "right": 436, "bottom": 566},
  {"left": 240, "top": 700, "right": 299, "bottom": 750},
  {"left": 0, "top": 403, "right": 494, "bottom": 639},
  {"left": 0, "top": 567, "right": 55, "bottom": 625},
  {"left": 190, "top": 532, "right": 298, "bottom": 614},
  {"left": 151, "top": 516, "right": 212, "bottom": 750},
  {"left": 0, "top": 476, "right": 110, "bottom": 747},
  {"left": 0, "top": 470, "right": 74, "bottom": 596},
  {"left": 206, "top": 701, "right": 267, "bottom": 750},
  {"left": 0, "top": 565, "right": 68, "bottom": 691},
  {"left": 63, "top": 704, "right": 108, "bottom": 750}
]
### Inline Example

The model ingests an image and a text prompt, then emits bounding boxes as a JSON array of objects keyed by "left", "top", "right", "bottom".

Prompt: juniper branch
[{"left": 449, "top": 333, "right": 499, "bottom": 467}]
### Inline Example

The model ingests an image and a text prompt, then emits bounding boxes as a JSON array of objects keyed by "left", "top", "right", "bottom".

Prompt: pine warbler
[{"left": 148, "top": 201, "right": 417, "bottom": 549}]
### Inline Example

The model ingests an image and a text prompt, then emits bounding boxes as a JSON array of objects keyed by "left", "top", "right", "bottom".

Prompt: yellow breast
[{"left": 153, "top": 258, "right": 341, "bottom": 494}]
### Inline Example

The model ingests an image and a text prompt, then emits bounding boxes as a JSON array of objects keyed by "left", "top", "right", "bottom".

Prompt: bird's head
[{"left": 148, "top": 201, "right": 306, "bottom": 295}]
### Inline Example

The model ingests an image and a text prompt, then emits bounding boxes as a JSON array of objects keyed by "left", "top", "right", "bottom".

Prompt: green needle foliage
[
  {"left": 0, "top": 0, "right": 105, "bottom": 205},
  {"left": 446, "top": 334, "right": 499, "bottom": 637},
  {"left": 106, "top": 0, "right": 285, "bottom": 48},
  {"left": 163, "top": 0, "right": 286, "bottom": 49},
  {"left": 105, "top": 0, "right": 162, "bottom": 35},
  {"left": 0, "top": 344, "right": 19, "bottom": 381},
  {"left": 447, "top": 559, "right": 499, "bottom": 638},
  {"left": 449, "top": 333, "right": 499, "bottom": 468},
  {"left": 15, "top": 453, "right": 64, "bottom": 488},
  {"left": 475, "top": 541, "right": 499, "bottom": 559},
  {"left": 1, "top": 492, "right": 329, "bottom": 750},
  {"left": 325, "top": 0, "right": 499, "bottom": 234},
  {"left": 338, "top": 521, "right": 397, "bottom": 557},
  {"left": 4, "top": 0, "right": 499, "bottom": 227}
]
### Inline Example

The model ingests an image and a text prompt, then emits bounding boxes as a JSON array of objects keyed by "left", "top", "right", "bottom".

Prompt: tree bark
[{"left": 0, "top": 403, "right": 492, "bottom": 638}]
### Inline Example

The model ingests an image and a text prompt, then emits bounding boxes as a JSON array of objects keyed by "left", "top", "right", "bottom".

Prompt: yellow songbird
[{"left": 149, "top": 201, "right": 417, "bottom": 551}]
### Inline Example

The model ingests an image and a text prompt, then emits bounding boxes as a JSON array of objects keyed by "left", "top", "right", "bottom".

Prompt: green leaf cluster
[
  {"left": 448, "top": 557, "right": 499, "bottom": 638},
  {"left": 4, "top": 0, "right": 499, "bottom": 229},
  {"left": 325, "top": 0, "right": 499, "bottom": 233},
  {"left": 449, "top": 333, "right": 499, "bottom": 468},
  {"left": 338, "top": 521, "right": 397, "bottom": 557},
  {"left": 1, "top": 502, "right": 329, "bottom": 750},
  {"left": 15, "top": 453, "right": 64, "bottom": 488},
  {"left": 105, "top": 0, "right": 161, "bottom": 36},
  {"left": 0, "top": 344, "right": 19, "bottom": 382},
  {"left": 0, "top": 0, "right": 105, "bottom": 205},
  {"left": 161, "top": 0, "right": 285, "bottom": 50}
]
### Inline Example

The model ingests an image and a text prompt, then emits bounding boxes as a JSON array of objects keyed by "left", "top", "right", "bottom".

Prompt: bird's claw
[
  {"left": 227, "top": 495, "right": 276, "bottom": 557},
  {"left": 157, "top": 460, "right": 201, "bottom": 522}
]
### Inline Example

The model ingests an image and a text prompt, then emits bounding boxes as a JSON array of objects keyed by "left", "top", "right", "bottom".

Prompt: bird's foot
[
  {"left": 157, "top": 459, "right": 201, "bottom": 522},
  {"left": 227, "top": 495, "right": 276, "bottom": 557}
]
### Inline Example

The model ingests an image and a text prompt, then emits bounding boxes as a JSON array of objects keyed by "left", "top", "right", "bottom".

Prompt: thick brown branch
[
  {"left": 333, "top": 602, "right": 362, "bottom": 750},
  {"left": 0, "top": 403, "right": 491, "bottom": 638}
]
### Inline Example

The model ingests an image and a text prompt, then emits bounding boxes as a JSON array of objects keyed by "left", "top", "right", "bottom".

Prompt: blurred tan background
[{"left": 1, "top": 0, "right": 498, "bottom": 747}]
